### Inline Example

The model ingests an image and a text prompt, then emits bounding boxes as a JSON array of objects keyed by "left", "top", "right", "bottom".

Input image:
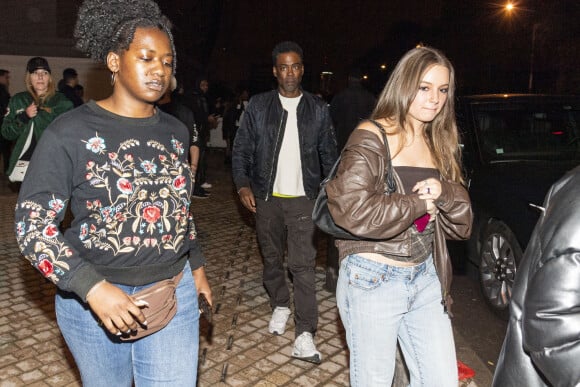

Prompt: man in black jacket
[
  {"left": 232, "top": 41, "right": 337, "bottom": 364},
  {"left": 58, "top": 68, "right": 84, "bottom": 108},
  {"left": 493, "top": 165, "right": 580, "bottom": 386}
]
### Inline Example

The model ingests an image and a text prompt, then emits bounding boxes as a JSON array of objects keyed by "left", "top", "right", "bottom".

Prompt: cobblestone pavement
[{"left": 0, "top": 150, "right": 491, "bottom": 386}]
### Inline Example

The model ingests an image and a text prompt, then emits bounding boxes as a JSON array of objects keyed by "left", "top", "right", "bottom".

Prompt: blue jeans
[
  {"left": 337, "top": 255, "right": 457, "bottom": 387},
  {"left": 55, "top": 262, "right": 200, "bottom": 387}
]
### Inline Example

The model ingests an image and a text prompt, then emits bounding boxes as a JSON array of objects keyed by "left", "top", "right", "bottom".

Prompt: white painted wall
[{"left": 0, "top": 55, "right": 111, "bottom": 101}]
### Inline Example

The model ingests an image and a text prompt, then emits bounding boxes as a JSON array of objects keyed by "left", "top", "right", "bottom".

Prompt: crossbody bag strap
[
  {"left": 16, "top": 121, "right": 35, "bottom": 159},
  {"left": 367, "top": 119, "right": 396, "bottom": 194}
]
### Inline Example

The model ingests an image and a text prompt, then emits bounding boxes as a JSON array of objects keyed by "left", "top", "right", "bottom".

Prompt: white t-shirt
[{"left": 273, "top": 94, "right": 305, "bottom": 197}]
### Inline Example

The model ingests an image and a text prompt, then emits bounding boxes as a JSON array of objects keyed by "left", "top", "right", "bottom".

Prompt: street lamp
[
  {"left": 503, "top": 2, "right": 538, "bottom": 93},
  {"left": 528, "top": 23, "right": 539, "bottom": 93}
]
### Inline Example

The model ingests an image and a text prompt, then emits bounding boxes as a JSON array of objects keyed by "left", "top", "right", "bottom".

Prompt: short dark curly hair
[
  {"left": 272, "top": 41, "right": 303, "bottom": 65},
  {"left": 74, "top": 0, "right": 176, "bottom": 72}
]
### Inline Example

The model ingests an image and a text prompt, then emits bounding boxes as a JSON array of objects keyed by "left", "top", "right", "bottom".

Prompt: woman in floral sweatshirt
[{"left": 13, "top": 0, "right": 212, "bottom": 385}]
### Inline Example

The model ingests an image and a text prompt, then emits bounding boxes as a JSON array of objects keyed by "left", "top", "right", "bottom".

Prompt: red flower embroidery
[
  {"left": 43, "top": 224, "right": 59, "bottom": 238},
  {"left": 173, "top": 175, "right": 186, "bottom": 190},
  {"left": 117, "top": 178, "right": 133, "bottom": 194},
  {"left": 38, "top": 259, "right": 54, "bottom": 276},
  {"left": 143, "top": 206, "right": 161, "bottom": 224}
]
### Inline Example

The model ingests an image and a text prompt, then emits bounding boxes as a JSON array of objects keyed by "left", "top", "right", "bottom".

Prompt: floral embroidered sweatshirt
[{"left": 15, "top": 100, "right": 206, "bottom": 300}]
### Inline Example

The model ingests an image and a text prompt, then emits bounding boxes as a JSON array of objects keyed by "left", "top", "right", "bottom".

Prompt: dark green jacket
[{"left": 1, "top": 91, "right": 73, "bottom": 175}]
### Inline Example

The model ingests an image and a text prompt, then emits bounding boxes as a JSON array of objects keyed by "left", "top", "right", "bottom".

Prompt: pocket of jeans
[{"left": 345, "top": 258, "right": 385, "bottom": 291}]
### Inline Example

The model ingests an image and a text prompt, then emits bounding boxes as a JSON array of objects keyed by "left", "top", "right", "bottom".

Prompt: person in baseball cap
[
  {"left": 26, "top": 57, "right": 51, "bottom": 74},
  {"left": 0, "top": 56, "right": 72, "bottom": 180}
]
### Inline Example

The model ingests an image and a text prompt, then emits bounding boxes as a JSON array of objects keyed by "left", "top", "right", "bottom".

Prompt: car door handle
[{"left": 529, "top": 203, "right": 545, "bottom": 213}]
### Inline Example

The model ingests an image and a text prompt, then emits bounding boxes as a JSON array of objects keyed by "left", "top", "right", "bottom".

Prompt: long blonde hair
[
  {"left": 25, "top": 72, "right": 56, "bottom": 106},
  {"left": 371, "top": 46, "right": 463, "bottom": 184}
]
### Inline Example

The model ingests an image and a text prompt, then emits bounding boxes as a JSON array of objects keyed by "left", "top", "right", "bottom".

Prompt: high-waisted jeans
[
  {"left": 337, "top": 254, "right": 457, "bottom": 387},
  {"left": 55, "top": 262, "right": 200, "bottom": 387}
]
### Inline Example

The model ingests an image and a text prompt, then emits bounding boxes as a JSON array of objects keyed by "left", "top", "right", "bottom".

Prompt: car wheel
[{"left": 478, "top": 221, "right": 522, "bottom": 320}]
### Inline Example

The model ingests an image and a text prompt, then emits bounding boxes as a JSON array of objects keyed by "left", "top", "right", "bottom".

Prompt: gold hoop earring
[{"left": 110, "top": 72, "right": 118, "bottom": 86}]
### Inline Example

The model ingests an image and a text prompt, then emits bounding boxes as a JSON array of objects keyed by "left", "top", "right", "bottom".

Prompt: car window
[{"left": 473, "top": 103, "right": 580, "bottom": 162}]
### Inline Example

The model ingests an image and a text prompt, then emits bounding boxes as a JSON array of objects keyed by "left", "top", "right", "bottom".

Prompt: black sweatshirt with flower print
[{"left": 15, "top": 101, "right": 206, "bottom": 301}]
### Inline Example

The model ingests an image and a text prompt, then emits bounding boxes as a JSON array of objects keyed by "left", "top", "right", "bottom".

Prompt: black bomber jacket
[{"left": 231, "top": 89, "right": 338, "bottom": 200}]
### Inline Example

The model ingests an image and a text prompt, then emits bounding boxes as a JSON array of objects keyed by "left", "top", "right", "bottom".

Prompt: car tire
[{"left": 478, "top": 220, "right": 522, "bottom": 320}]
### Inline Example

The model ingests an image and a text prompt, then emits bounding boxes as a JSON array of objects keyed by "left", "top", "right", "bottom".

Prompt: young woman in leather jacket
[{"left": 326, "top": 46, "right": 472, "bottom": 387}]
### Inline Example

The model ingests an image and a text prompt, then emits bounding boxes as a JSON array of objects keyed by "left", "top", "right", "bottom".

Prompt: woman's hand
[
  {"left": 192, "top": 266, "right": 212, "bottom": 306},
  {"left": 413, "top": 178, "right": 442, "bottom": 200},
  {"left": 86, "top": 281, "right": 147, "bottom": 336},
  {"left": 25, "top": 102, "right": 38, "bottom": 118},
  {"left": 413, "top": 178, "right": 442, "bottom": 219}
]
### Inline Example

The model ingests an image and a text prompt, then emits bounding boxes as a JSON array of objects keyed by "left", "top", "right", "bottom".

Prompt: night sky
[{"left": 155, "top": 0, "right": 579, "bottom": 97}]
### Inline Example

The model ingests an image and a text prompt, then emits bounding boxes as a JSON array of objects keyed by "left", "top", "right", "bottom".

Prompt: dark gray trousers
[{"left": 255, "top": 196, "right": 318, "bottom": 337}]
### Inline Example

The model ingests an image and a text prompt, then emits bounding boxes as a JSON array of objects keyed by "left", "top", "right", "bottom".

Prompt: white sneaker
[
  {"left": 268, "top": 306, "right": 291, "bottom": 335},
  {"left": 292, "top": 332, "right": 322, "bottom": 364},
  {"left": 201, "top": 182, "right": 212, "bottom": 189}
]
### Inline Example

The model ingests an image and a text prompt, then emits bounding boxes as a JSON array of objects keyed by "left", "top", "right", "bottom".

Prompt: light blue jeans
[
  {"left": 55, "top": 262, "right": 200, "bottom": 387},
  {"left": 337, "top": 254, "right": 457, "bottom": 387}
]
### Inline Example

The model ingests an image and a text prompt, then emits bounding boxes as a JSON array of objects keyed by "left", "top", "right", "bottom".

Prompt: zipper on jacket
[{"left": 266, "top": 108, "right": 287, "bottom": 201}]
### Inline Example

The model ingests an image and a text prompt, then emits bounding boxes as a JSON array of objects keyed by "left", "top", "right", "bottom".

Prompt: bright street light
[{"left": 502, "top": 2, "right": 538, "bottom": 92}]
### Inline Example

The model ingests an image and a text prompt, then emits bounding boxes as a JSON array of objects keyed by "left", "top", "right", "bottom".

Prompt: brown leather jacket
[{"left": 326, "top": 128, "right": 472, "bottom": 314}]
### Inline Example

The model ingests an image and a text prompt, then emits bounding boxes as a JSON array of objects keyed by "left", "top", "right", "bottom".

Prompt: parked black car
[{"left": 458, "top": 94, "right": 580, "bottom": 318}]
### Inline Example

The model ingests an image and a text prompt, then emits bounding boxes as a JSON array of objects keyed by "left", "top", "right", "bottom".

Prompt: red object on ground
[{"left": 458, "top": 360, "right": 476, "bottom": 380}]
